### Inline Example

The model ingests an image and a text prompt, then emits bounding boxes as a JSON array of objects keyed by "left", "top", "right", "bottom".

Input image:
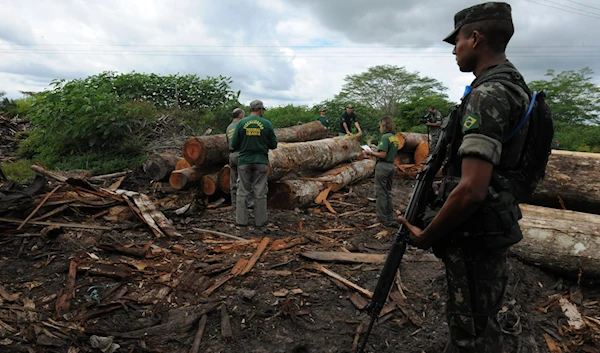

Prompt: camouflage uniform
[
  {"left": 427, "top": 110, "right": 444, "bottom": 153},
  {"left": 435, "top": 3, "right": 529, "bottom": 353}
]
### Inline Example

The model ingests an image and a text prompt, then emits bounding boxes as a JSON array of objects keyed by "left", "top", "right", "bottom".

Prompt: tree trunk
[
  {"left": 182, "top": 121, "right": 329, "bottom": 167},
  {"left": 531, "top": 150, "right": 600, "bottom": 214},
  {"left": 510, "top": 204, "right": 600, "bottom": 279},
  {"left": 201, "top": 173, "right": 219, "bottom": 196},
  {"left": 396, "top": 133, "right": 427, "bottom": 151},
  {"left": 169, "top": 166, "right": 221, "bottom": 190},
  {"left": 414, "top": 141, "right": 429, "bottom": 165},
  {"left": 267, "top": 159, "right": 375, "bottom": 209},
  {"left": 143, "top": 153, "right": 180, "bottom": 181},
  {"left": 217, "top": 165, "right": 231, "bottom": 194},
  {"left": 267, "top": 135, "right": 362, "bottom": 180}
]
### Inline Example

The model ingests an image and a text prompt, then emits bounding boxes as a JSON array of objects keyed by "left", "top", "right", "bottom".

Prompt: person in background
[
  {"left": 339, "top": 104, "right": 363, "bottom": 136},
  {"left": 226, "top": 108, "right": 253, "bottom": 212},
  {"left": 364, "top": 116, "right": 399, "bottom": 227}
]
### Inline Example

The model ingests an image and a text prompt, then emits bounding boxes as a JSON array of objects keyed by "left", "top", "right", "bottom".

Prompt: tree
[
  {"left": 336, "top": 65, "right": 449, "bottom": 117},
  {"left": 529, "top": 67, "right": 600, "bottom": 125}
]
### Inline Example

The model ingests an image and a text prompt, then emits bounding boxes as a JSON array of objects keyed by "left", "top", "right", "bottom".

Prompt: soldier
[
  {"left": 364, "top": 117, "right": 399, "bottom": 227},
  {"left": 424, "top": 106, "right": 444, "bottom": 153},
  {"left": 226, "top": 108, "right": 253, "bottom": 212},
  {"left": 339, "top": 104, "right": 363, "bottom": 136},
  {"left": 231, "top": 100, "right": 278, "bottom": 227},
  {"left": 398, "top": 3, "right": 530, "bottom": 352}
]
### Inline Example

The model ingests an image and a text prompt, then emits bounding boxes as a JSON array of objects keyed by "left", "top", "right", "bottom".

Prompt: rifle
[{"left": 356, "top": 113, "right": 452, "bottom": 352}]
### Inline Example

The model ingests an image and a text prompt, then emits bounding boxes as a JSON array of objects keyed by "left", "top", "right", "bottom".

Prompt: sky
[{"left": 1, "top": 0, "right": 599, "bottom": 107}]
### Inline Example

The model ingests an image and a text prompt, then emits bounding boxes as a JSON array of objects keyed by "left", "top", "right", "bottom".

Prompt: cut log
[
  {"left": 414, "top": 141, "right": 429, "bottom": 165},
  {"left": 169, "top": 165, "right": 221, "bottom": 190},
  {"left": 268, "top": 159, "right": 375, "bottom": 209},
  {"left": 532, "top": 150, "right": 600, "bottom": 214},
  {"left": 217, "top": 165, "right": 231, "bottom": 194},
  {"left": 201, "top": 173, "right": 219, "bottom": 196},
  {"left": 510, "top": 204, "right": 600, "bottom": 278},
  {"left": 143, "top": 153, "right": 181, "bottom": 182},
  {"left": 272, "top": 121, "right": 328, "bottom": 142},
  {"left": 396, "top": 133, "right": 427, "bottom": 151},
  {"left": 267, "top": 135, "right": 363, "bottom": 180},
  {"left": 182, "top": 121, "right": 329, "bottom": 167},
  {"left": 395, "top": 151, "right": 414, "bottom": 165},
  {"left": 176, "top": 158, "right": 191, "bottom": 171}
]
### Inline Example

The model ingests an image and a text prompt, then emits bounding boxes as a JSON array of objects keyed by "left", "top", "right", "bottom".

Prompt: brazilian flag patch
[{"left": 462, "top": 114, "right": 479, "bottom": 132}]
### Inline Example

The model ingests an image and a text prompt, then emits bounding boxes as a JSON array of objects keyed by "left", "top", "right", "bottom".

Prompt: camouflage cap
[
  {"left": 249, "top": 100, "right": 266, "bottom": 110},
  {"left": 346, "top": 104, "right": 354, "bottom": 109},
  {"left": 319, "top": 106, "right": 326, "bottom": 112},
  {"left": 443, "top": 2, "right": 512, "bottom": 45}
]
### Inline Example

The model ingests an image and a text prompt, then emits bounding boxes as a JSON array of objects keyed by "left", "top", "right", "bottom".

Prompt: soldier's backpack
[{"left": 473, "top": 67, "right": 554, "bottom": 202}]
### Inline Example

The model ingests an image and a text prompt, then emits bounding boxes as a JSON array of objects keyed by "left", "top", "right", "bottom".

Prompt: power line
[
  {"left": 563, "top": 0, "right": 600, "bottom": 12},
  {"left": 524, "top": 0, "right": 600, "bottom": 19},
  {"left": 539, "top": 0, "right": 600, "bottom": 16}
]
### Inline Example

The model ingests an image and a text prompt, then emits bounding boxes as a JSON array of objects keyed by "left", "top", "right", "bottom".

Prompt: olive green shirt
[
  {"left": 230, "top": 116, "right": 278, "bottom": 165},
  {"left": 378, "top": 133, "right": 399, "bottom": 163}
]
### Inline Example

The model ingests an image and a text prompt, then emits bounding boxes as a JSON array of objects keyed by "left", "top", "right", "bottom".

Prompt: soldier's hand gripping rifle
[{"left": 356, "top": 121, "right": 449, "bottom": 353}]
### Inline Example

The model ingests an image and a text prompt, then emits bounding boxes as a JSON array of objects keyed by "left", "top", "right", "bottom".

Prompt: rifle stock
[{"left": 356, "top": 117, "right": 452, "bottom": 352}]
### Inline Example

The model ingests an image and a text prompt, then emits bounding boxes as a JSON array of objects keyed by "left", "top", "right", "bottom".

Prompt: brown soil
[{"left": 0, "top": 176, "right": 599, "bottom": 353}]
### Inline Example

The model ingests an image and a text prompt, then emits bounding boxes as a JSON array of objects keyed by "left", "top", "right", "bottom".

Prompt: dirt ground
[{"left": 1, "top": 169, "right": 599, "bottom": 353}]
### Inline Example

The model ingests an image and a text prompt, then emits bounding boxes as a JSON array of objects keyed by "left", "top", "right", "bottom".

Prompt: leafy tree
[
  {"left": 395, "top": 92, "right": 455, "bottom": 131},
  {"left": 529, "top": 67, "right": 600, "bottom": 125},
  {"left": 336, "top": 65, "right": 449, "bottom": 117},
  {"left": 264, "top": 104, "right": 317, "bottom": 128}
]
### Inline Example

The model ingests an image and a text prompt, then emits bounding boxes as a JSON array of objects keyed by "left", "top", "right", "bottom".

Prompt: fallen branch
[
  {"left": 0, "top": 218, "right": 113, "bottom": 231},
  {"left": 189, "top": 314, "right": 208, "bottom": 353},
  {"left": 301, "top": 251, "right": 386, "bottom": 264},
  {"left": 18, "top": 185, "right": 62, "bottom": 230},
  {"left": 240, "top": 237, "right": 271, "bottom": 275},
  {"left": 192, "top": 228, "right": 246, "bottom": 242}
]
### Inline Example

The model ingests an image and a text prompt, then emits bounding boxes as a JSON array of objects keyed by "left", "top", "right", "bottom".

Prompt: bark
[
  {"left": 201, "top": 173, "right": 219, "bottom": 196},
  {"left": 267, "top": 159, "right": 375, "bottom": 209},
  {"left": 217, "top": 165, "right": 231, "bottom": 194},
  {"left": 273, "top": 121, "right": 328, "bottom": 142},
  {"left": 143, "top": 153, "right": 181, "bottom": 182},
  {"left": 531, "top": 150, "right": 600, "bottom": 214},
  {"left": 182, "top": 121, "right": 329, "bottom": 167},
  {"left": 510, "top": 204, "right": 600, "bottom": 278},
  {"left": 169, "top": 166, "right": 221, "bottom": 190},
  {"left": 396, "top": 133, "right": 427, "bottom": 151},
  {"left": 267, "top": 135, "right": 363, "bottom": 180},
  {"left": 414, "top": 141, "right": 429, "bottom": 165}
]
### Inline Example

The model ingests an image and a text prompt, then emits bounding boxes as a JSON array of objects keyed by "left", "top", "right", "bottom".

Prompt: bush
[
  {"left": 1, "top": 159, "right": 35, "bottom": 182},
  {"left": 264, "top": 104, "right": 316, "bottom": 128}
]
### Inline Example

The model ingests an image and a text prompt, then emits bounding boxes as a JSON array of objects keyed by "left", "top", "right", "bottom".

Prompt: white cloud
[{"left": 1, "top": 0, "right": 599, "bottom": 110}]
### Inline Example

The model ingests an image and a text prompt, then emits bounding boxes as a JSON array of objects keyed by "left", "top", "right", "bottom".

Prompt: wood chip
[
  {"left": 559, "top": 297, "right": 586, "bottom": 330},
  {"left": 239, "top": 237, "right": 270, "bottom": 276},
  {"left": 313, "top": 262, "right": 373, "bottom": 298},
  {"left": 349, "top": 292, "right": 368, "bottom": 310},
  {"left": 0, "top": 285, "right": 21, "bottom": 302},
  {"left": 220, "top": 305, "right": 232, "bottom": 341}
]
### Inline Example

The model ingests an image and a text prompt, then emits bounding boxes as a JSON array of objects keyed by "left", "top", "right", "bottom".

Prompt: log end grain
[
  {"left": 183, "top": 138, "right": 204, "bottom": 166},
  {"left": 169, "top": 171, "right": 189, "bottom": 190},
  {"left": 267, "top": 183, "right": 294, "bottom": 209},
  {"left": 201, "top": 175, "right": 218, "bottom": 196},
  {"left": 175, "top": 158, "right": 191, "bottom": 171},
  {"left": 218, "top": 165, "right": 231, "bottom": 194}
]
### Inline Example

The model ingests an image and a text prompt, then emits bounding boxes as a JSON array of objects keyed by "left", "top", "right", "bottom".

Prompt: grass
[{"left": 2, "top": 159, "right": 36, "bottom": 182}]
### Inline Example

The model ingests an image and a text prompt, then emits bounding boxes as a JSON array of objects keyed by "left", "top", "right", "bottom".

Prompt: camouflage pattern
[
  {"left": 436, "top": 61, "right": 531, "bottom": 352},
  {"left": 427, "top": 110, "right": 444, "bottom": 154},
  {"left": 374, "top": 162, "right": 395, "bottom": 224},
  {"left": 444, "top": 2, "right": 513, "bottom": 44},
  {"left": 442, "top": 247, "right": 508, "bottom": 353}
]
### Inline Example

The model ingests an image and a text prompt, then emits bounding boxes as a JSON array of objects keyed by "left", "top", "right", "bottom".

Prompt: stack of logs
[{"left": 143, "top": 121, "right": 375, "bottom": 210}]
